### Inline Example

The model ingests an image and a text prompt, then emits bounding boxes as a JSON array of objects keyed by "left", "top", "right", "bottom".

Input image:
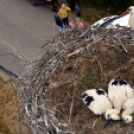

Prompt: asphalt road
[{"left": 0, "top": 0, "right": 55, "bottom": 76}]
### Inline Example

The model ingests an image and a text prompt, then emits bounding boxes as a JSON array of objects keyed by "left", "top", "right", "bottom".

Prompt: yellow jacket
[{"left": 59, "top": 7, "right": 71, "bottom": 19}]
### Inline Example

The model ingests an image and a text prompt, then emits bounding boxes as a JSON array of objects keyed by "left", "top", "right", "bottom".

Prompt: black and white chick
[
  {"left": 105, "top": 79, "right": 134, "bottom": 127},
  {"left": 82, "top": 88, "right": 112, "bottom": 115}
]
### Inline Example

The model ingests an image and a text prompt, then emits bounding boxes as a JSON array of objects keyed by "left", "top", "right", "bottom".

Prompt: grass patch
[
  {"left": 0, "top": 76, "right": 19, "bottom": 134},
  {"left": 0, "top": 122, "right": 12, "bottom": 134}
]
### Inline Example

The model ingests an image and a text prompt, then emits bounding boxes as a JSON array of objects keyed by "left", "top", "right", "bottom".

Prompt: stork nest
[{"left": 17, "top": 26, "right": 134, "bottom": 134}]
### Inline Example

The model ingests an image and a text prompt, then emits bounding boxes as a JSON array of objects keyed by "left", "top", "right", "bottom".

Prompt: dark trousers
[
  {"left": 62, "top": 17, "right": 69, "bottom": 26},
  {"left": 76, "top": 13, "right": 81, "bottom": 18}
]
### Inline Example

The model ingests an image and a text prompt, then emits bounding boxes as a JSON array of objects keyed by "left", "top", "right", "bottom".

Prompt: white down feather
[
  {"left": 121, "top": 97, "right": 134, "bottom": 124},
  {"left": 82, "top": 89, "right": 112, "bottom": 115},
  {"left": 123, "top": 97, "right": 134, "bottom": 110},
  {"left": 108, "top": 79, "right": 134, "bottom": 109}
]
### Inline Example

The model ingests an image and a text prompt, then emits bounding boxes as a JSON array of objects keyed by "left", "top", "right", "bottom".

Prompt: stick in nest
[{"left": 69, "top": 88, "right": 76, "bottom": 127}]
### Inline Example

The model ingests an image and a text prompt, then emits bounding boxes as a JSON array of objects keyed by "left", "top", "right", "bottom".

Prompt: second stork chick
[
  {"left": 82, "top": 88, "right": 112, "bottom": 115},
  {"left": 105, "top": 79, "right": 134, "bottom": 127},
  {"left": 121, "top": 97, "right": 134, "bottom": 127}
]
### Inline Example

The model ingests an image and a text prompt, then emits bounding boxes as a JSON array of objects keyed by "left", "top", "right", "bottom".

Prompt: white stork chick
[
  {"left": 105, "top": 79, "right": 134, "bottom": 127},
  {"left": 121, "top": 97, "right": 134, "bottom": 127},
  {"left": 82, "top": 88, "right": 112, "bottom": 115},
  {"left": 127, "top": 6, "right": 134, "bottom": 28}
]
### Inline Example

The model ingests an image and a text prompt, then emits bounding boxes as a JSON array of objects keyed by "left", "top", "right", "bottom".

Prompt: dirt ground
[
  {"left": 48, "top": 44, "right": 134, "bottom": 134},
  {"left": 0, "top": 75, "right": 19, "bottom": 134}
]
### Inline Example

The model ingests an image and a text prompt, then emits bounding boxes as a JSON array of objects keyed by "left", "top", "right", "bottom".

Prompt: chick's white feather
[
  {"left": 108, "top": 79, "right": 133, "bottom": 109},
  {"left": 121, "top": 97, "right": 134, "bottom": 124},
  {"left": 105, "top": 79, "right": 134, "bottom": 122},
  {"left": 125, "top": 84, "right": 134, "bottom": 98},
  {"left": 122, "top": 97, "right": 134, "bottom": 110},
  {"left": 82, "top": 89, "right": 112, "bottom": 115}
]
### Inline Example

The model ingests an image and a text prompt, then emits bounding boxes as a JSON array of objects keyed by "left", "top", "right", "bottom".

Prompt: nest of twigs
[{"left": 17, "top": 26, "right": 134, "bottom": 134}]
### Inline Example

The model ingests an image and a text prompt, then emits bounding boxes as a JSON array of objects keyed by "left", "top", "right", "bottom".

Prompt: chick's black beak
[
  {"left": 120, "top": 121, "right": 126, "bottom": 128},
  {"left": 105, "top": 119, "right": 110, "bottom": 128}
]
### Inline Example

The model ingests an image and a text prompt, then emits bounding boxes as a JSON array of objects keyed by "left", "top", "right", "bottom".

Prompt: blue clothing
[
  {"left": 57, "top": 26, "right": 64, "bottom": 33},
  {"left": 76, "top": 6, "right": 81, "bottom": 14}
]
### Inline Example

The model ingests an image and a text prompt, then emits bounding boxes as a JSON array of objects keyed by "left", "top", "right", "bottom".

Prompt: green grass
[
  {"left": 0, "top": 114, "right": 13, "bottom": 134},
  {"left": 132, "top": 115, "right": 134, "bottom": 119},
  {"left": 0, "top": 122, "right": 12, "bottom": 134},
  {"left": 0, "top": 76, "right": 19, "bottom": 134}
]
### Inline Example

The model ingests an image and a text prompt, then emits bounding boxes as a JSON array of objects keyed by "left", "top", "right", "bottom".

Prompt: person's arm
[
  {"left": 59, "top": 9, "right": 62, "bottom": 18},
  {"left": 65, "top": 5, "right": 71, "bottom": 11},
  {"left": 67, "top": 7, "right": 71, "bottom": 11}
]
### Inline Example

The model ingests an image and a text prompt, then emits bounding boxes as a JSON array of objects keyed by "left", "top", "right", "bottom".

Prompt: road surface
[{"left": 0, "top": 0, "right": 55, "bottom": 77}]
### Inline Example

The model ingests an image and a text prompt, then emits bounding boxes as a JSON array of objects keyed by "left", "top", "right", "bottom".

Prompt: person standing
[
  {"left": 69, "top": 19, "right": 76, "bottom": 30},
  {"left": 55, "top": 11, "right": 64, "bottom": 38},
  {"left": 75, "top": 3, "right": 81, "bottom": 18},
  {"left": 59, "top": 4, "right": 71, "bottom": 27},
  {"left": 76, "top": 18, "right": 84, "bottom": 32}
]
